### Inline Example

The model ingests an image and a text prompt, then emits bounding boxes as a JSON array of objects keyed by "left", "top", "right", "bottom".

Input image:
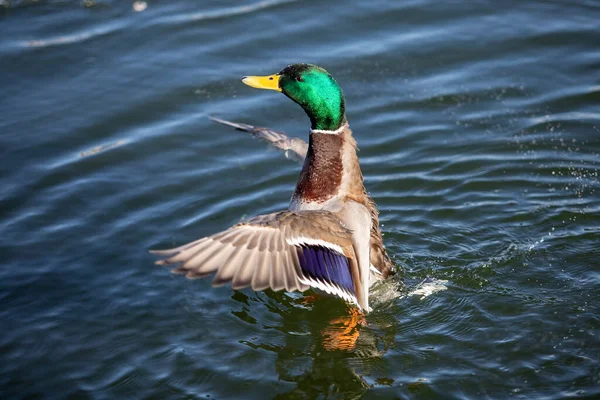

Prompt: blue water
[{"left": 1, "top": 0, "right": 599, "bottom": 398}]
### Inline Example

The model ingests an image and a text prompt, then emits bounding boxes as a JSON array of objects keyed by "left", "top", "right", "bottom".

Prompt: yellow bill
[{"left": 241, "top": 74, "right": 281, "bottom": 92}]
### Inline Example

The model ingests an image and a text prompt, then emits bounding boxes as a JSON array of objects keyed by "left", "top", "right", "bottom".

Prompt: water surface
[{"left": 1, "top": 0, "right": 599, "bottom": 399}]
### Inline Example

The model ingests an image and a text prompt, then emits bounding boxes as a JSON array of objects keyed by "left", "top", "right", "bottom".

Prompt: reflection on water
[
  {"left": 321, "top": 308, "right": 365, "bottom": 352},
  {"left": 225, "top": 277, "right": 449, "bottom": 397},
  {"left": 230, "top": 291, "right": 395, "bottom": 398}
]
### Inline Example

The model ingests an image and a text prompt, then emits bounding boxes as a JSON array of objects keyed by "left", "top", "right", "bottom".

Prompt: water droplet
[{"left": 133, "top": 1, "right": 147, "bottom": 12}]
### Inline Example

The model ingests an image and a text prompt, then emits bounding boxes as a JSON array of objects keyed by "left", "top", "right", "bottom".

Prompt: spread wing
[
  {"left": 210, "top": 116, "right": 308, "bottom": 161},
  {"left": 151, "top": 210, "right": 362, "bottom": 307}
]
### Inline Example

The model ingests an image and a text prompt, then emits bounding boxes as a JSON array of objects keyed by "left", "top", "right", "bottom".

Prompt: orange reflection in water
[{"left": 322, "top": 308, "right": 366, "bottom": 351}]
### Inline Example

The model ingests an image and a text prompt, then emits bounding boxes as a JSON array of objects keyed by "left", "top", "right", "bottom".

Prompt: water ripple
[
  {"left": 1, "top": 0, "right": 599, "bottom": 398},
  {"left": 155, "top": 0, "right": 299, "bottom": 25}
]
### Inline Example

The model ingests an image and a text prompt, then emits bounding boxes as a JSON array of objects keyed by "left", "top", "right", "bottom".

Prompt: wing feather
[
  {"left": 151, "top": 210, "right": 362, "bottom": 307},
  {"left": 269, "top": 250, "right": 286, "bottom": 292},
  {"left": 251, "top": 251, "right": 271, "bottom": 291},
  {"left": 212, "top": 245, "right": 244, "bottom": 286},
  {"left": 231, "top": 250, "right": 258, "bottom": 290}
]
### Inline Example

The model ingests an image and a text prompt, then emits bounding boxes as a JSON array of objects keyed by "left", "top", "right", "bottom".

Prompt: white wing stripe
[
  {"left": 298, "top": 276, "right": 359, "bottom": 307},
  {"left": 286, "top": 236, "right": 344, "bottom": 254}
]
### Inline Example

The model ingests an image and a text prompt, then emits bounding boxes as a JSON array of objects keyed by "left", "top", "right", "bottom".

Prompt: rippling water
[{"left": 1, "top": 0, "right": 599, "bottom": 399}]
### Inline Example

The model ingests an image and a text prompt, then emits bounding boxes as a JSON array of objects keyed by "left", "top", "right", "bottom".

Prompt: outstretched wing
[
  {"left": 151, "top": 210, "right": 362, "bottom": 307},
  {"left": 210, "top": 116, "right": 308, "bottom": 161}
]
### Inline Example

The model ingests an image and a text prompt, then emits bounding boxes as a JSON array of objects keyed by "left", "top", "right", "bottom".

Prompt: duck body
[{"left": 152, "top": 64, "right": 393, "bottom": 312}]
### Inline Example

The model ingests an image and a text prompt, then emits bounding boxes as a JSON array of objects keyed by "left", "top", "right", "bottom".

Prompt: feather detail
[{"left": 151, "top": 210, "right": 367, "bottom": 309}]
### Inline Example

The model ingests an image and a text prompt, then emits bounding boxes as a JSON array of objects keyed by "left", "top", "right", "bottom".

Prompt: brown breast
[{"left": 292, "top": 132, "right": 344, "bottom": 203}]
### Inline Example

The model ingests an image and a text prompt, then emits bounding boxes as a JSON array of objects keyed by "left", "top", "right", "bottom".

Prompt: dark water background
[{"left": 1, "top": 0, "right": 599, "bottom": 399}]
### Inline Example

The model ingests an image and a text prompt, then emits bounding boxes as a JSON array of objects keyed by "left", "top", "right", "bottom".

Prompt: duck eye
[
  {"left": 296, "top": 76, "right": 303, "bottom": 82},
  {"left": 269, "top": 77, "right": 273, "bottom": 80}
]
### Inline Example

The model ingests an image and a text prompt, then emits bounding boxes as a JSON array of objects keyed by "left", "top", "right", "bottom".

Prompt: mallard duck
[{"left": 152, "top": 64, "right": 394, "bottom": 312}]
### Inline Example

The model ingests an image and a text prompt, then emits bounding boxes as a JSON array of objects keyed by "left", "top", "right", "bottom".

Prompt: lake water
[{"left": 1, "top": 1, "right": 599, "bottom": 399}]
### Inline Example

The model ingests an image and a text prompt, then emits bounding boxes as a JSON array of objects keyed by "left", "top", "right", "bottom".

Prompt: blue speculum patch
[{"left": 296, "top": 246, "right": 355, "bottom": 294}]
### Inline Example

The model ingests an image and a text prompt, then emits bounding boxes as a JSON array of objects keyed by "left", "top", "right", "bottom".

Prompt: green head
[{"left": 242, "top": 63, "right": 346, "bottom": 131}]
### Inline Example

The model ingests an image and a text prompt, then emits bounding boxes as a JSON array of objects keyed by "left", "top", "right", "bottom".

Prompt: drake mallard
[{"left": 152, "top": 64, "right": 394, "bottom": 312}]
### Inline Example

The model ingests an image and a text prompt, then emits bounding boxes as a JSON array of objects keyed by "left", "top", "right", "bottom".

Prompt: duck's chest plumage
[
  {"left": 290, "top": 132, "right": 345, "bottom": 207},
  {"left": 288, "top": 126, "right": 375, "bottom": 308}
]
